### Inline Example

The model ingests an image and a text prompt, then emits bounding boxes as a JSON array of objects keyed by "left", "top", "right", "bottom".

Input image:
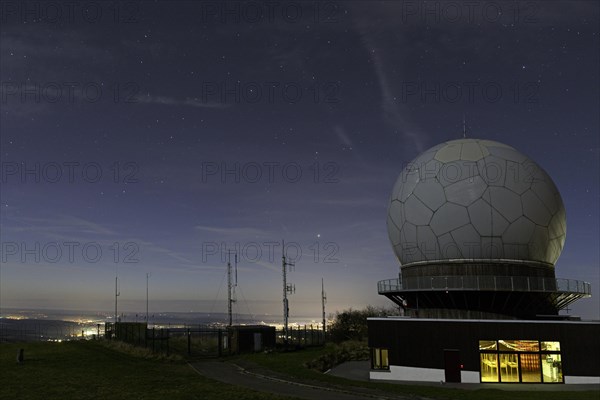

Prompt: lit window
[
  {"left": 518, "top": 353, "right": 540, "bottom": 383},
  {"left": 479, "top": 340, "right": 497, "bottom": 351},
  {"left": 479, "top": 339, "right": 562, "bottom": 383},
  {"left": 372, "top": 348, "right": 389, "bottom": 370},
  {"left": 498, "top": 340, "right": 539, "bottom": 352},
  {"left": 480, "top": 353, "right": 499, "bottom": 382},
  {"left": 542, "top": 354, "right": 563, "bottom": 383},
  {"left": 541, "top": 341, "right": 560, "bottom": 351}
]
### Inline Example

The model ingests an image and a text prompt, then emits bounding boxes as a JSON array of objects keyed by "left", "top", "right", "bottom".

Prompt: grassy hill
[{"left": 0, "top": 341, "right": 291, "bottom": 400}]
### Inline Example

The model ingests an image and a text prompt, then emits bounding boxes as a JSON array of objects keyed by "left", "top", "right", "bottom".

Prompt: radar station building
[{"left": 369, "top": 139, "right": 598, "bottom": 384}]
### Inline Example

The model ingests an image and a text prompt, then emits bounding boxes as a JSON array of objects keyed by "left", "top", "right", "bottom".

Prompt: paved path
[
  {"left": 190, "top": 360, "right": 599, "bottom": 399},
  {"left": 189, "top": 361, "right": 419, "bottom": 400},
  {"left": 327, "top": 361, "right": 370, "bottom": 381},
  {"left": 328, "top": 361, "right": 600, "bottom": 392}
]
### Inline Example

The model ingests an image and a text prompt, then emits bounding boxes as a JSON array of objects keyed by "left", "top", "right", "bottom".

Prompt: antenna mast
[
  {"left": 227, "top": 250, "right": 237, "bottom": 327},
  {"left": 282, "top": 240, "right": 295, "bottom": 343},
  {"left": 146, "top": 272, "right": 151, "bottom": 325},
  {"left": 321, "top": 278, "right": 327, "bottom": 334},
  {"left": 462, "top": 114, "right": 467, "bottom": 138},
  {"left": 114, "top": 274, "right": 120, "bottom": 323}
]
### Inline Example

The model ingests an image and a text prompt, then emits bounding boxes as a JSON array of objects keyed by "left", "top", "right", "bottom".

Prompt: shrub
[
  {"left": 328, "top": 305, "right": 397, "bottom": 343},
  {"left": 304, "top": 341, "right": 370, "bottom": 372}
]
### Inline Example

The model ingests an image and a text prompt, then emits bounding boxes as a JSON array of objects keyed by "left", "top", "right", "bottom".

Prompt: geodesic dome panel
[{"left": 387, "top": 139, "right": 566, "bottom": 266}]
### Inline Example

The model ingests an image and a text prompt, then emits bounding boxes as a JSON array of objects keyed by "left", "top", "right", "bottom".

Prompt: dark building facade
[
  {"left": 228, "top": 325, "right": 275, "bottom": 353},
  {"left": 368, "top": 318, "right": 600, "bottom": 384}
]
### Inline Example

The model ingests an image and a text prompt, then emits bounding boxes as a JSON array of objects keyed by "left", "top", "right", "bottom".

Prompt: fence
[
  {"left": 105, "top": 322, "right": 325, "bottom": 357},
  {"left": 378, "top": 276, "right": 592, "bottom": 295},
  {"left": 277, "top": 325, "right": 326, "bottom": 348},
  {"left": 168, "top": 328, "right": 225, "bottom": 357},
  {"left": 105, "top": 322, "right": 171, "bottom": 355},
  {"left": 1, "top": 319, "right": 104, "bottom": 342}
]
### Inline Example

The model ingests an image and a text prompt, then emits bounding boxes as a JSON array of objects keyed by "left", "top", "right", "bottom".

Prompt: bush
[
  {"left": 328, "top": 305, "right": 396, "bottom": 343},
  {"left": 304, "top": 341, "right": 370, "bottom": 372},
  {"left": 101, "top": 340, "right": 183, "bottom": 362}
]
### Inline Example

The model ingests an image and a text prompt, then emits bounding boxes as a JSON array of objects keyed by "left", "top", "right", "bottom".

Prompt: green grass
[
  {"left": 239, "top": 344, "right": 598, "bottom": 400},
  {"left": 0, "top": 341, "right": 293, "bottom": 400},
  {"left": 2, "top": 340, "right": 596, "bottom": 400}
]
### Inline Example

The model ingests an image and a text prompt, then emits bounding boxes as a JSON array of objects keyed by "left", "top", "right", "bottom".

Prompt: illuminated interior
[
  {"left": 371, "top": 348, "right": 389, "bottom": 370},
  {"left": 479, "top": 340, "right": 563, "bottom": 383}
]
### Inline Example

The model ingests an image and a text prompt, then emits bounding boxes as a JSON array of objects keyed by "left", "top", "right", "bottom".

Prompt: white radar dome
[{"left": 387, "top": 139, "right": 566, "bottom": 267}]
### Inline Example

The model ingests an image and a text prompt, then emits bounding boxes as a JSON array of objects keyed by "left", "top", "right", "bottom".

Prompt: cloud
[
  {"left": 136, "top": 241, "right": 195, "bottom": 264},
  {"left": 253, "top": 260, "right": 280, "bottom": 273},
  {"left": 5, "top": 214, "right": 116, "bottom": 236},
  {"left": 334, "top": 125, "right": 354, "bottom": 149},
  {"left": 2, "top": 213, "right": 197, "bottom": 267},
  {"left": 195, "top": 225, "right": 271, "bottom": 238},
  {"left": 353, "top": 18, "right": 426, "bottom": 153},
  {"left": 311, "top": 197, "right": 383, "bottom": 208},
  {"left": 136, "top": 94, "right": 229, "bottom": 109}
]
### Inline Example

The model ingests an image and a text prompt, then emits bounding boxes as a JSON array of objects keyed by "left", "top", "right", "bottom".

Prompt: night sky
[{"left": 1, "top": 1, "right": 598, "bottom": 320}]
